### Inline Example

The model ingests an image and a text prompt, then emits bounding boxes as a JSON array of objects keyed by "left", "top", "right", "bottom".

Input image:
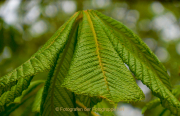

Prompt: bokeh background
[{"left": 0, "top": 0, "right": 180, "bottom": 116}]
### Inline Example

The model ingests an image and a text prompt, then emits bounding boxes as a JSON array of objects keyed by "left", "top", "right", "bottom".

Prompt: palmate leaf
[{"left": 1, "top": 9, "right": 180, "bottom": 116}]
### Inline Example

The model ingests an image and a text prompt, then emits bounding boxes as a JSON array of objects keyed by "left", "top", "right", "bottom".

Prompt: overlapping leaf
[
  {"left": 93, "top": 99, "right": 116, "bottom": 116},
  {"left": 88, "top": 10, "right": 180, "bottom": 115},
  {"left": 0, "top": 11, "right": 80, "bottom": 115},
  {"left": 76, "top": 94, "right": 102, "bottom": 110},
  {"left": 0, "top": 80, "right": 44, "bottom": 115},
  {"left": 76, "top": 94, "right": 102, "bottom": 116},
  {"left": 62, "top": 10, "right": 145, "bottom": 103},
  {"left": 142, "top": 85, "right": 180, "bottom": 114},
  {"left": 32, "top": 87, "right": 44, "bottom": 112},
  {"left": 40, "top": 12, "right": 82, "bottom": 116},
  {"left": 0, "top": 76, "right": 33, "bottom": 112},
  {"left": 0, "top": 12, "right": 80, "bottom": 96},
  {"left": 14, "top": 80, "right": 45, "bottom": 103}
]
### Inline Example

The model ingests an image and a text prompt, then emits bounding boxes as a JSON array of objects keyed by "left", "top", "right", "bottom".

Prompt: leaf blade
[
  {"left": 91, "top": 10, "right": 180, "bottom": 115},
  {"left": 0, "top": 12, "right": 80, "bottom": 96},
  {"left": 40, "top": 11, "right": 82, "bottom": 116},
  {"left": 62, "top": 10, "right": 145, "bottom": 103},
  {"left": 0, "top": 76, "right": 33, "bottom": 113}
]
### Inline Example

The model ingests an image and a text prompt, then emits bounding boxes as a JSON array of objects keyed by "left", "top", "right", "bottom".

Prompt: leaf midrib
[
  {"left": 84, "top": 11, "right": 112, "bottom": 100},
  {"left": 92, "top": 12, "right": 171, "bottom": 90}
]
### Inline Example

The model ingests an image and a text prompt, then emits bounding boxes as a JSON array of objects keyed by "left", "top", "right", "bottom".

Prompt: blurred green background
[{"left": 0, "top": 0, "right": 180, "bottom": 116}]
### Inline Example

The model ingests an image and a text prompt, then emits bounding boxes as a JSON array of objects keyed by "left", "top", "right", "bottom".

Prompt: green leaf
[
  {"left": 14, "top": 80, "right": 45, "bottom": 103},
  {"left": 62, "top": 10, "right": 145, "bottom": 103},
  {"left": 93, "top": 99, "right": 116, "bottom": 116},
  {"left": 0, "top": 80, "right": 44, "bottom": 114},
  {"left": 142, "top": 85, "right": 180, "bottom": 114},
  {"left": 76, "top": 95, "right": 102, "bottom": 109},
  {"left": 0, "top": 99, "right": 28, "bottom": 116},
  {"left": 88, "top": 10, "right": 180, "bottom": 115},
  {"left": 0, "top": 76, "right": 33, "bottom": 113},
  {"left": 76, "top": 95, "right": 102, "bottom": 116},
  {"left": 40, "top": 12, "right": 82, "bottom": 116},
  {"left": 172, "top": 85, "right": 180, "bottom": 98},
  {"left": 142, "top": 98, "right": 161, "bottom": 114},
  {"left": 20, "top": 100, "right": 34, "bottom": 116},
  {"left": 1, "top": 9, "right": 179, "bottom": 116},
  {"left": 0, "top": 11, "right": 80, "bottom": 96},
  {"left": 32, "top": 87, "right": 44, "bottom": 112}
]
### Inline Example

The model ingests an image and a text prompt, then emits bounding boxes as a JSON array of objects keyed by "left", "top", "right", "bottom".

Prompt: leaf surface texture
[
  {"left": 1, "top": 10, "right": 179, "bottom": 116},
  {"left": 62, "top": 10, "right": 144, "bottom": 103}
]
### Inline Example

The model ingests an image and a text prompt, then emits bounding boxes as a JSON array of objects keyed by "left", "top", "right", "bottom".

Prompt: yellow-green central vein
[{"left": 84, "top": 11, "right": 111, "bottom": 97}]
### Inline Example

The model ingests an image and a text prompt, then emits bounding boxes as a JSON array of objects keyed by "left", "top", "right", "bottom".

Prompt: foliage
[
  {"left": 142, "top": 85, "right": 180, "bottom": 115},
  {"left": 0, "top": 80, "right": 44, "bottom": 116},
  {"left": 0, "top": 9, "right": 180, "bottom": 116}
]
